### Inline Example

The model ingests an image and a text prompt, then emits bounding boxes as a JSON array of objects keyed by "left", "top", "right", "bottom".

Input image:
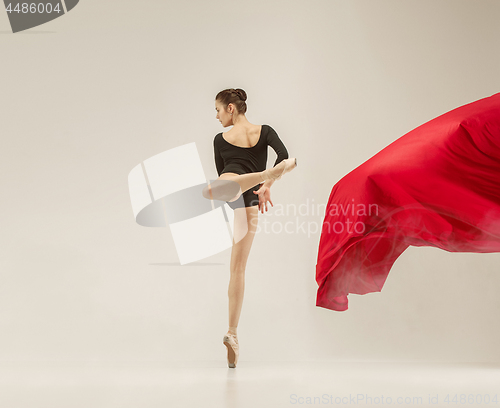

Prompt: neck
[{"left": 231, "top": 114, "right": 250, "bottom": 128}]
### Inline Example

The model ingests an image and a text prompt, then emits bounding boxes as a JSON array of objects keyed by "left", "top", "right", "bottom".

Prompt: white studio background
[{"left": 1, "top": 0, "right": 500, "bottom": 366}]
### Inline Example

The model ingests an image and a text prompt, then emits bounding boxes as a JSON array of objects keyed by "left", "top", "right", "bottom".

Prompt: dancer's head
[{"left": 215, "top": 88, "right": 247, "bottom": 127}]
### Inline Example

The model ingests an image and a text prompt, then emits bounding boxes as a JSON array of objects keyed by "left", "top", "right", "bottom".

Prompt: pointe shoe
[
  {"left": 261, "top": 157, "right": 297, "bottom": 181},
  {"left": 223, "top": 332, "right": 239, "bottom": 368}
]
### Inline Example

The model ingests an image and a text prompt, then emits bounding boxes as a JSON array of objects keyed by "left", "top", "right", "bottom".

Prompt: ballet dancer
[{"left": 202, "top": 88, "right": 297, "bottom": 368}]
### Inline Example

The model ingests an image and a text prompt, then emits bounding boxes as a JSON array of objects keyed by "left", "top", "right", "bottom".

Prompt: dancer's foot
[
  {"left": 223, "top": 332, "right": 239, "bottom": 368},
  {"left": 261, "top": 157, "right": 297, "bottom": 181}
]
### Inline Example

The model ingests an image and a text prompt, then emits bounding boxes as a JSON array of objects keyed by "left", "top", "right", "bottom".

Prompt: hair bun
[{"left": 234, "top": 88, "right": 247, "bottom": 102}]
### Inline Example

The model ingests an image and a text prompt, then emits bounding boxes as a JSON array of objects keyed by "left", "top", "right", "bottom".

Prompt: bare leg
[
  {"left": 202, "top": 158, "right": 295, "bottom": 202},
  {"left": 221, "top": 172, "right": 266, "bottom": 195},
  {"left": 202, "top": 172, "right": 266, "bottom": 203},
  {"left": 227, "top": 206, "right": 259, "bottom": 334}
]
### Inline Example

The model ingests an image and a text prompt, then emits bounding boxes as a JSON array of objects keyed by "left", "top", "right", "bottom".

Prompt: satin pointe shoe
[
  {"left": 223, "top": 332, "right": 239, "bottom": 368},
  {"left": 260, "top": 157, "right": 297, "bottom": 181}
]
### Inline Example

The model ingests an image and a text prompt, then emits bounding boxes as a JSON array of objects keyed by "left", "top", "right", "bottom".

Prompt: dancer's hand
[{"left": 253, "top": 185, "right": 274, "bottom": 214}]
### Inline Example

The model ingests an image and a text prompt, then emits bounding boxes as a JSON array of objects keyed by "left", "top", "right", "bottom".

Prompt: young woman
[{"left": 202, "top": 88, "right": 297, "bottom": 368}]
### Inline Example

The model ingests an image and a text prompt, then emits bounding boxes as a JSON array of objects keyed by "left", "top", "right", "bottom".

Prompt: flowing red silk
[{"left": 316, "top": 92, "right": 500, "bottom": 311}]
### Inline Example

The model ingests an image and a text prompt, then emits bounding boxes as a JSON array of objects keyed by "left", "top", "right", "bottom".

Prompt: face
[{"left": 215, "top": 101, "right": 233, "bottom": 127}]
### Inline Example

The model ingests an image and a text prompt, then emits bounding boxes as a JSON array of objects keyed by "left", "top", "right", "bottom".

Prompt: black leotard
[{"left": 213, "top": 124, "right": 289, "bottom": 208}]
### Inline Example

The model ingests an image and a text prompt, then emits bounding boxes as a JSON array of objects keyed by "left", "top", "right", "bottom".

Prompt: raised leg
[
  {"left": 202, "top": 157, "right": 296, "bottom": 203},
  {"left": 202, "top": 172, "right": 265, "bottom": 203}
]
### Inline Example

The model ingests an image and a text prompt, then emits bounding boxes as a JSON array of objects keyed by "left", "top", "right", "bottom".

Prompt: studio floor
[{"left": 1, "top": 360, "right": 499, "bottom": 407}]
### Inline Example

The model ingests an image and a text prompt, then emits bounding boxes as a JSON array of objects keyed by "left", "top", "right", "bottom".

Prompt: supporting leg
[{"left": 227, "top": 206, "right": 259, "bottom": 333}]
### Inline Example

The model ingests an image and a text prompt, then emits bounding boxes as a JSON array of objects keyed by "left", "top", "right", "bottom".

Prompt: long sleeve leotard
[{"left": 213, "top": 124, "right": 289, "bottom": 208}]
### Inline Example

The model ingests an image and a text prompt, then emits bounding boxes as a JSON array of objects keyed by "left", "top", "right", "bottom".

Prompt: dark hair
[{"left": 215, "top": 88, "right": 247, "bottom": 114}]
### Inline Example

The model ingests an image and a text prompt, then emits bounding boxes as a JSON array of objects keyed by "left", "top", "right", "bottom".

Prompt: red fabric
[{"left": 316, "top": 92, "right": 500, "bottom": 311}]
